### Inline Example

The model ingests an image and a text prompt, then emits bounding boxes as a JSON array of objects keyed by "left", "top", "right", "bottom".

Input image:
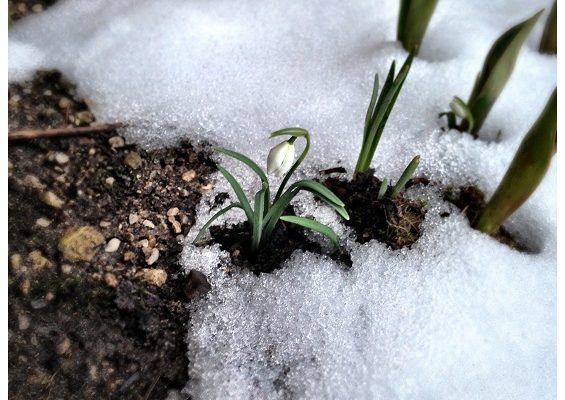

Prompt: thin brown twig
[{"left": 8, "top": 123, "right": 127, "bottom": 141}]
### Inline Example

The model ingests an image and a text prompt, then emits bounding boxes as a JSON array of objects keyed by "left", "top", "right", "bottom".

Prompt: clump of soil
[
  {"left": 443, "top": 185, "right": 528, "bottom": 251},
  {"left": 206, "top": 217, "right": 322, "bottom": 274},
  {"left": 323, "top": 169, "right": 426, "bottom": 249},
  {"left": 9, "top": 70, "right": 217, "bottom": 399}
]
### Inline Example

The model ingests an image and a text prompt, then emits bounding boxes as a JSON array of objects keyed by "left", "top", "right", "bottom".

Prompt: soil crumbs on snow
[{"left": 8, "top": 71, "right": 217, "bottom": 399}]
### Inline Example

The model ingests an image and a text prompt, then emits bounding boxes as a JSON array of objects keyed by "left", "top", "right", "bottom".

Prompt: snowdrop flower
[{"left": 267, "top": 139, "right": 295, "bottom": 176}]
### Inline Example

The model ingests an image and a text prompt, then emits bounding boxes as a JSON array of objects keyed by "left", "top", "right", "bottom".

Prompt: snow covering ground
[{"left": 9, "top": 0, "right": 556, "bottom": 399}]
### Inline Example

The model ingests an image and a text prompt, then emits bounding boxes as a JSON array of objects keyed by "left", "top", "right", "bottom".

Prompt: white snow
[{"left": 9, "top": 0, "right": 556, "bottom": 399}]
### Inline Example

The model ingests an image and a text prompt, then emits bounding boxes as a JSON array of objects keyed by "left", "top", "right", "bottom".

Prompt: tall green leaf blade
[
  {"left": 280, "top": 216, "right": 340, "bottom": 248},
  {"left": 377, "top": 177, "right": 389, "bottom": 200},
  {"left": 397, "top": 0, "right": 439, "bottom": 55},
  {"left": 362, "top": 54, "right": 413, "bottom": 172},
  {"left": 474, "top": 89, "right": 556, "bottom": 234},
  {"left": 217, "top": 165, "right": 254, "bottom": 223},
  {"left": 192, "top": 203, "right": 243, "bottom": 243},
  {"left": 539, "top": 2, "right": 556, "bottom": 54},
  {"left": 262, "top": 188, "right": 297, "bottom": 240},
  {"left": 363, "top": 73, "right": 380, "bottom": 143},
  {"left": 467, "top": 10, "right": 543, "bottom": 136},
  {"left": 288, "top": 180, "right": 349, "bottom": 220}
]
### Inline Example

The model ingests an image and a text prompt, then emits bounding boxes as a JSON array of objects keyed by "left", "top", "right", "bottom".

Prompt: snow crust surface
[{"left": 9, "top": 0, "right": 556, "bottom": 399}]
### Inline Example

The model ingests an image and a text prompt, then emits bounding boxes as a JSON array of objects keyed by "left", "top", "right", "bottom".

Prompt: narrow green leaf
[
  {"left": 391, "top": 155, "right": 420, "bottom": 197},
  {"left": 262, "top": 187, "right": 298, "bottom": 240},
  {"left": 214, "top": 147, "right": 268, "bottom": 185},
  {"left": 251, "top": 184, "right": 267, "bottom": 252},
  {"left": 474, "top": 89, "right": 556, "bottom": 234},
  {"left": 377, "top": 177, "right": 389, "bottom": 200},
  {"left": 290, "top": 180, "right": 345, "bottom": 207},
  {"left": 397, "top": 0, "right": 439, "bottom": 55},
  {"left": 539, "top": 2, "right": 556, "bottom": 54},
  {"left": 215, "top": 147, "right": 270, "bottom": 210},
  {"left": 355, "top": 54, "right": 413, "bottom": 174},
  {"left": 216, "top": 165, "right": 253, "bottom": 223},
  {"left": 363, "top": 73, "right": 380, "bottom": 143},
  {"left": 361, "top": 54, "right": 413, "bottom": 172},
  {"left": 192, "top": 203, "right": 243, "bottom": 243},
  {"left": 467, "top": 10, "right": 543, "bottom": 136},
  {"left": 280, "top": 215, "right": 340, "bottom": 248}
]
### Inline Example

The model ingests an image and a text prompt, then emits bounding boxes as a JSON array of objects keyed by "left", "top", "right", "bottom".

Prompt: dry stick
[{"left": 8, "top": 123, "right": 127, "bottom": 141}]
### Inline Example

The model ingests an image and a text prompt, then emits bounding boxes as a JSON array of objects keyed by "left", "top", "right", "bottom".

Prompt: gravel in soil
[{"left": 8, "top": 70, "right": 217, "bottom": 399}]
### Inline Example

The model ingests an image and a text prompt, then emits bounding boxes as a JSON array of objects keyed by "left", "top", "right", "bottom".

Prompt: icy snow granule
[{"left": 9, "top": 0, "right": 556, "bottom": 398}]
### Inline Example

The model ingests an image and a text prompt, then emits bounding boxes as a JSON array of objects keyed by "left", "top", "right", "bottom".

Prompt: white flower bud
[
  {"left": 450, "top": 97, "right": 469, "bottom": 120},
  {"left": 267, "top": 140, "right": 295, "bottom": 177}
]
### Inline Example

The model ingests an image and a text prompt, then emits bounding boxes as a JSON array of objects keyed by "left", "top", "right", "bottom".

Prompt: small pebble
[
  {"left": 43, "top": 90, "right": 53, "bottom": 96},
  {"left": 99, "top": 221, "right": 111, "bottom": 228},
  {"left": 128, "top": 213, "right": 139, "bottom": 224},
  {"left": 200, "top": 182, "right": 214, "bottom": 192},
  {"left": 145, "top": 248, "right": 159, "bottom": 265},
  {"left": 123, "top": 251, "right": 136, "bottom": 261},
  {"left": 142, "top": 219, "right": 155, "bottom": 229},
  {"left": 140, "top": 268, "right": 167, "bottom": 286},
  {"left": 166, "top": 207, "right": 180, "bottom": 217},
  {"left": 58, "top": 97, "right": 73, "bottom": 109},
  {"left": 31, "top": 299, "right": 48, "bottom": 309},
  {"left": 20, "top": 279, "right": 30, "bottom": 296},
  {"left": 124, "top": 152, "right": 142, "bottom": 169},
  {"left": 108, "top": 136, "right": 125, "bottom": 149},
  {"left": 76, "top": 111, "right": 94, "bottom": 124},
  {"left": 182, "top": 170, "right": 196, "bottom": 182},
  {"left": 18, "top": 314, "right": 30, "bottom": 331},
  {"left": 105, "top": 177, "right": 115, "bottom": 186},
  {"left": 10, "top": 254, "right": 22, "bottom": 272},
  {"left": 31, "top": 3, "right": 43, "bottom": 13},
  {"left": 170, "top": 219, "right": 182, "bottom": 234},
  {"left": 35, "top": 217, "right": 52, "bottom": 227},
  {"left": 61, "top": 264, "right": 73, "bottom": 274},
  {"left": 104, "top": 272, "right": 119, "bottom": 288},
  {"left": 23, "top": 174, "right": 45, "bottom": 190},
  {"left": 88, "top": 148, "right": 96, "bottom": 155},
  {"left": 105, "top": 238, "right": 121, "bottom": 253},
  {"left": 39, "top": 191, "right": 64, "bottom": 208},
  {"left": 28, "top": 250, "right": 52, "bottom": 270},
  {"left": 137, "top": 239, "right": 149, "bottom": 248},
  {"left": 45, "top": 292, "right": 55, "bottom": 301},
  {"left": 55, "top": 335, "right": 72, "bottom": 355}
]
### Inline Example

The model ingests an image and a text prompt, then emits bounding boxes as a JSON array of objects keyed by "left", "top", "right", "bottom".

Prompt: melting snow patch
[{"left": 8, "top": 0, "right": 556, "bottom": 398}]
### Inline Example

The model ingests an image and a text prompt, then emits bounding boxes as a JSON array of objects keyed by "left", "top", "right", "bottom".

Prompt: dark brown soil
[
  {"left": 9, "top": 70, "right": 217, "bottom": 399},
  {"left": 323, "top": 169, "right": 426, "bottom": 249},
  {"left": 443, "top": 185, "right": 528, "bottom": 251},
  {"left": 204, "top": 205, "right": 352, "bottom": 274}
]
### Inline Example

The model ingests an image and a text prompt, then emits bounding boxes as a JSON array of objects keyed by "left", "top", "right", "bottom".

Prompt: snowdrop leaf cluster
[{"left": 193, "top": 128, "right": 348, "bottom": 251}]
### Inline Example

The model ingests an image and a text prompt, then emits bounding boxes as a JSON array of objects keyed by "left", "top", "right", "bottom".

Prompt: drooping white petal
[{"left": 267, "top": 141, "right": 295, "bottom": 176}]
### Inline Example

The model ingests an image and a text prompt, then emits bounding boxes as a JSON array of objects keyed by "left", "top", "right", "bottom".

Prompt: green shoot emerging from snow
[
  {"left": 377, "top": 155, "right": 421, "bottom": 199},
  {"left": 193, "top": 128, "right": 349, "bottom": 251},
  {"left": 474, "top": 89, "right": 556, "bottom": 235},
  {"left": 355, "top": 53, "right": 413, "bottom": 174},
  {"left": 441, "top": 10, "right": 542, "bottom": 137},
  {"left": 397, "top": 0, "right": 439, "bottom": 55},
  {"left": 539, "top": 2, "right": 556, "bottom": 54}
]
